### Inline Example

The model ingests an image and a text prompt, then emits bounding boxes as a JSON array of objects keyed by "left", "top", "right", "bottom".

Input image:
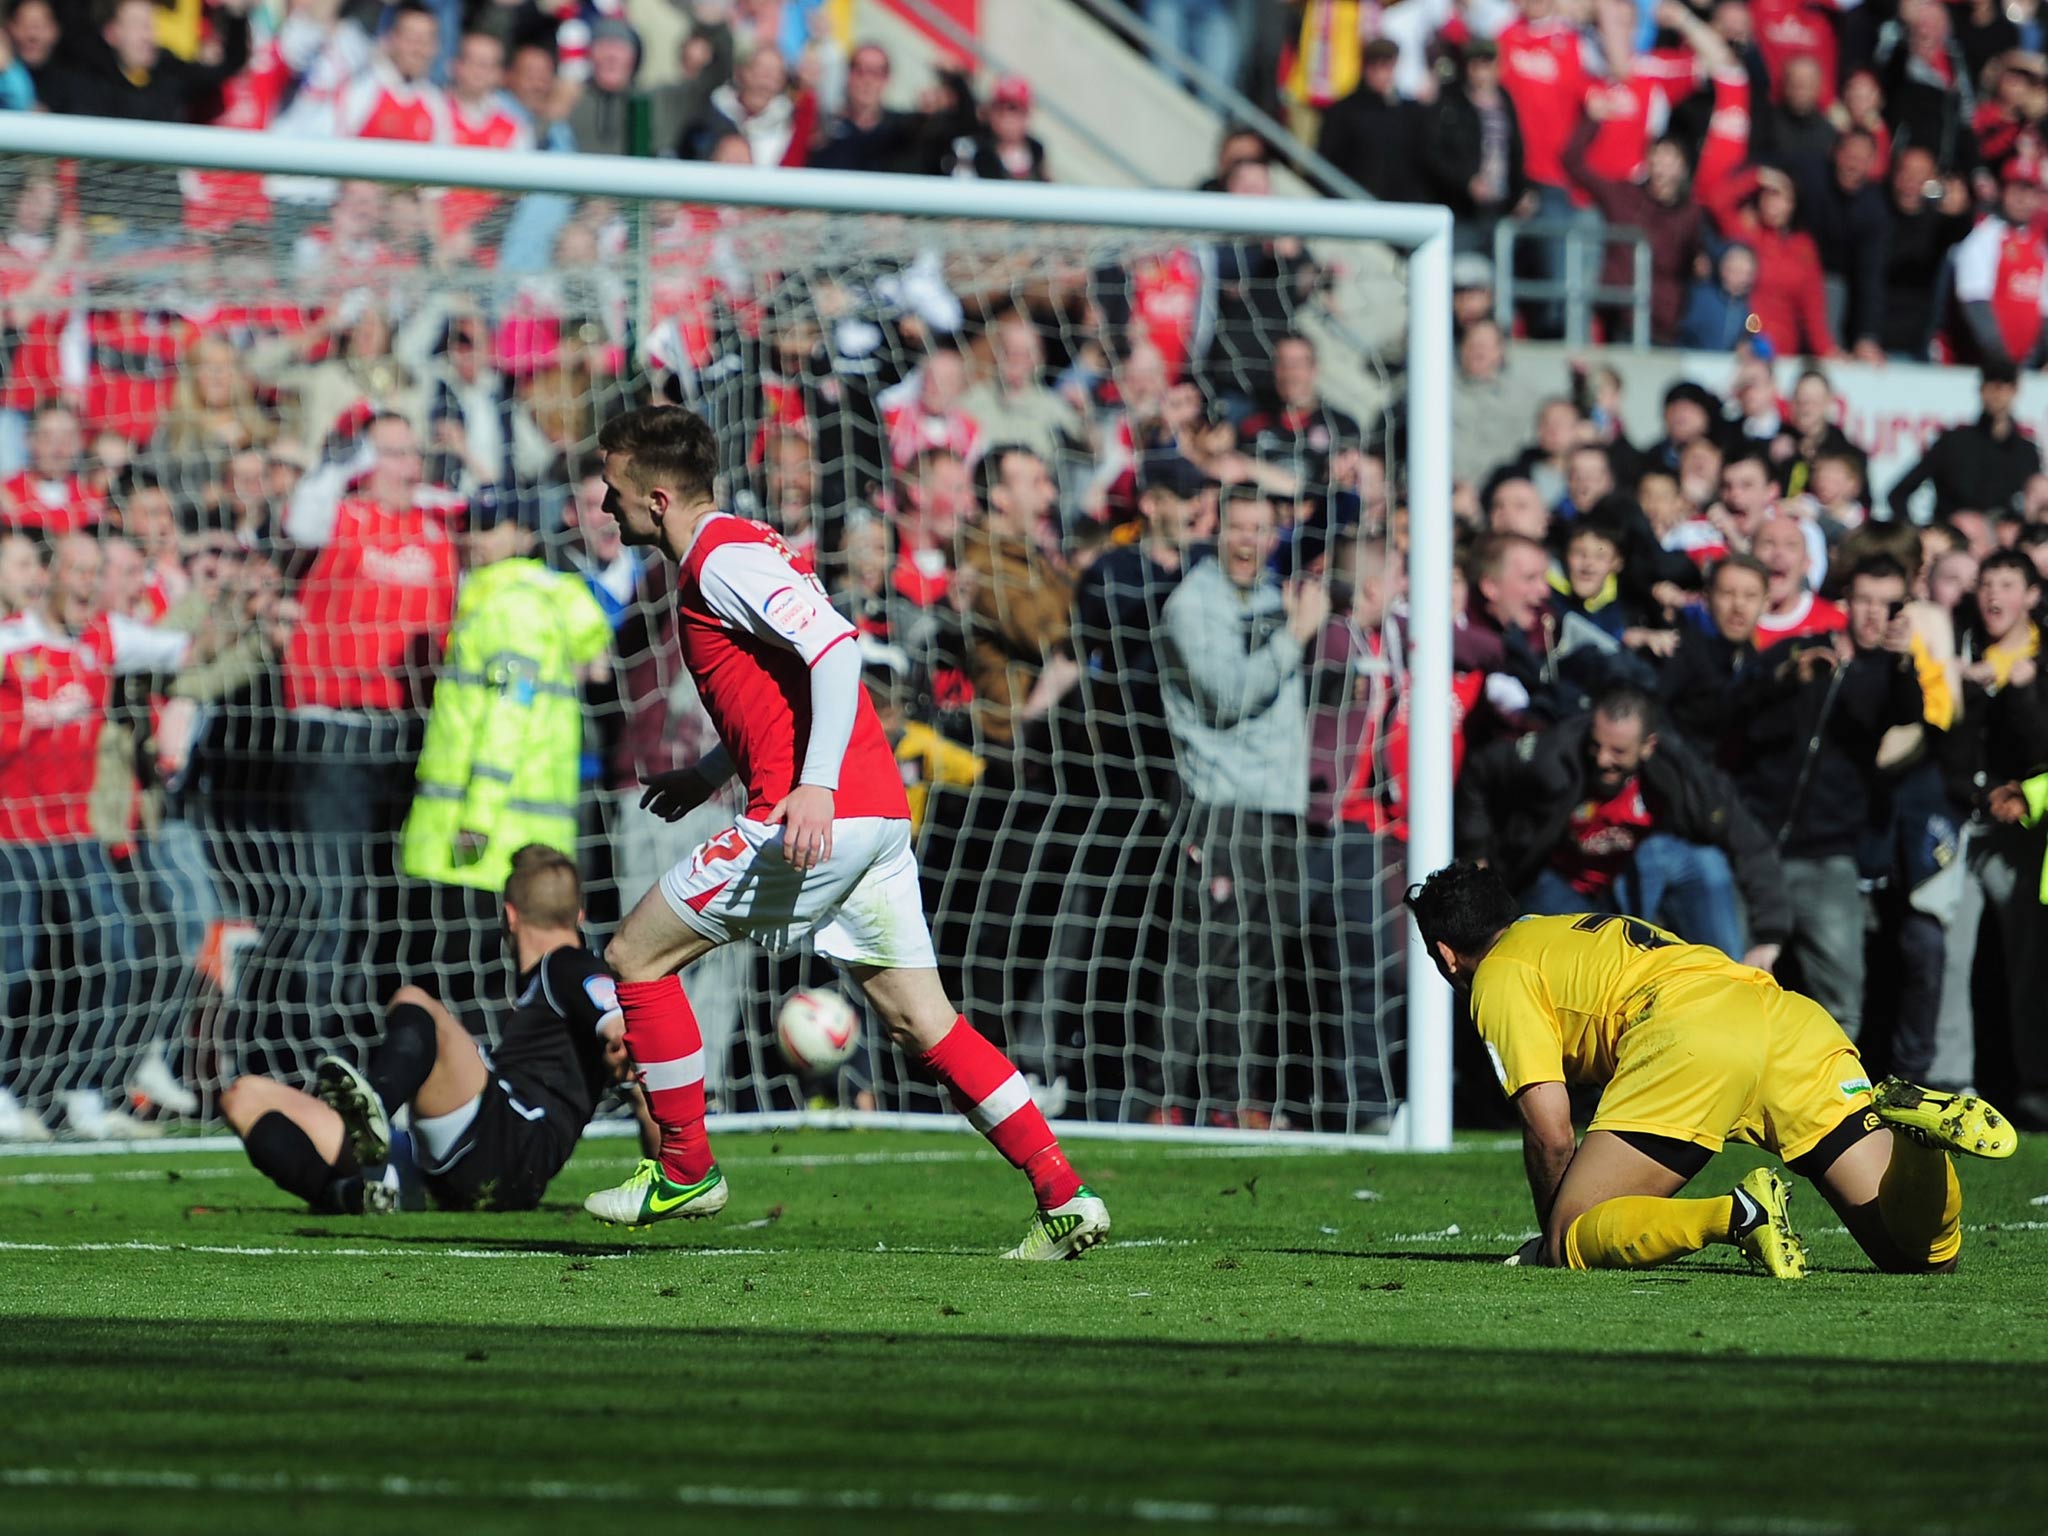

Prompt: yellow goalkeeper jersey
[{"left": 1468, "top": 915, "right": 1767, "bottom": 1098}]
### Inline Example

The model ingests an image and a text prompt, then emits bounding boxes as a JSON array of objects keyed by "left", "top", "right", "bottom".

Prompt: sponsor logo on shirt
[
  {"left": 361, "top": 544, "right": 445, "bottom": 587},
  {"left": 22, "top": 681, "right": 96, "bottom": 727},
  {"left": 764, "top": 586, "right": 817, "bottom": 635}
]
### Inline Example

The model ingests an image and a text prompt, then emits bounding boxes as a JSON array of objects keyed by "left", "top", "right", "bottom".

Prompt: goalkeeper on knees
[{"left": 1410, "top": 860, "right": 2014, "bottom": 1278}]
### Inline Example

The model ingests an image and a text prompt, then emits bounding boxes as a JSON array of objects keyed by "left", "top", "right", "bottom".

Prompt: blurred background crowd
[{"left": 4, "top": 0, "right": 2048, "bottom": 1143}]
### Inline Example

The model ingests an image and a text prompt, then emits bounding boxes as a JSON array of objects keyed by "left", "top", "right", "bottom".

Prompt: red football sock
[
  {"left": 921, "top": 1016, "right": 1082, "bottom": 1209},
  {"left": 619, "top": 976, "right": 714, "bottom": 1184}
]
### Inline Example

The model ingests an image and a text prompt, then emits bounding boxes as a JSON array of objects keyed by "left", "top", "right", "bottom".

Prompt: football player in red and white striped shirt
[
  {"left": 440, "top": 31, "right": 532, "bottom": 245},
  {"left": 583, "top": 405, "right": 1109, "bottom": 1258},
  {"left": 335, "top": 4, "right": 451, "bottom": 146}
]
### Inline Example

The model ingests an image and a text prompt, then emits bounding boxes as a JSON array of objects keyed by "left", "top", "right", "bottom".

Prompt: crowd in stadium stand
[{"left": 6, "top": 0, "right": 2048, "bottom": 1142}]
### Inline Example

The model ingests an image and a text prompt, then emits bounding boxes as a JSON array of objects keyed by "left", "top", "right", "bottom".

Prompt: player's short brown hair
[
  {"left": 504, "top": 844, "right": 582, "bottom": 929},
  {"left": 596, "top": 405, "right": 719, "bottom": 502}
]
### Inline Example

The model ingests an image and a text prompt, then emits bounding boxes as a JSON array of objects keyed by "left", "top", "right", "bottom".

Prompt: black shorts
[
  {"left": 1614, "top": 1105, "right": 1885, "bottom": 1186},
  {"left": 417, "top": 1077, "right": 580, "bottom": 1212}
]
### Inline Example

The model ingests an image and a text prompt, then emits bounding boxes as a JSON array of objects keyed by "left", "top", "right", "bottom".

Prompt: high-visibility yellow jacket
[{"left": 401, "top": 557, "right": 612, "bottom": 890}]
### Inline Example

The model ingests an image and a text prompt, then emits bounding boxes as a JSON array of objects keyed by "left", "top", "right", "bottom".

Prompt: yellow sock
[
  {"left": 1563, "top": 1195, "right": 1735, "bottom": 1270},
  {"left": 1879, "top": 1136, "right": 1964, "bottom": 1268}
]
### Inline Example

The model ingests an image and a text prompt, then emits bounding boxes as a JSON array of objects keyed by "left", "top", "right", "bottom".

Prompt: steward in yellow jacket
[{"left": 402, "top": 513, "right": 612, "bottom": 892}]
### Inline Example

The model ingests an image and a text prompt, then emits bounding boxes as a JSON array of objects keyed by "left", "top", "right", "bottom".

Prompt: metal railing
[
  {"left": 1072, "top": 0, "right": 1376, "bottom": 203},
  {"left": 1492, "top": 219, "right": 1655, "bottom": 347}
]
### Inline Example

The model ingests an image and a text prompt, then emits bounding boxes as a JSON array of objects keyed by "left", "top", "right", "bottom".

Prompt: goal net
[{"left": 0, "top": 121, "right": 1449, "bottom": 1145}]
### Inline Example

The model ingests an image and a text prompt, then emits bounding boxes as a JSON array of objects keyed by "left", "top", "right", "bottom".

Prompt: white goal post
[{"left": 0, "top": 114, "right": 1453, "bottom": 1150}]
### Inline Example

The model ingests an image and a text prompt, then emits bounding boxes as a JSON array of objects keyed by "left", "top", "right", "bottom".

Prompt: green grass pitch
[{"left": 3, "top": 1129, "right": 2046, "bottom": 1535}]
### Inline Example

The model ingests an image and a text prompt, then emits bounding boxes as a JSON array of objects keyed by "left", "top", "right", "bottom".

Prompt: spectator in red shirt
[
  {"left": 891, "top": 445, "right": 972, "bottom": 607},
  {"left": 1304, "top": 533, "right": 1426, "bottom": 1129},
  {"left": 336, "top": 3, "right": 449, "bottom": 146},
  {"left": 267, "top": 412, "right": 458, "bottom": 1046},
  {"left": 1, "top": 403, "right": 104, "bottom": 536},
  {"left": 1497, "top": 0, "right": 1596, "bottom": 338},
  {"left": 440, "top": 31, "right": 534, "bottom": 249},
  {"left": 883, "top": 347, "right": 980, "bottom": 470},
  {"left": 1752, "top": 510, "right": 1847, "bottom": 644},
  {"left": 0, "top": 531, "right": 192, "bottom": 1138},
  {"left": 1950, "top": 160, "right": 2048, "bottom": 370},
  {"left": 1701, "top": 164, "right": 1838, "bottom": 357}
]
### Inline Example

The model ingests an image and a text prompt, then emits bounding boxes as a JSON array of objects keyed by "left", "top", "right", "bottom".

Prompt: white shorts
[{"left": 658, "top": 814, "right": 937, "bottom": 970}]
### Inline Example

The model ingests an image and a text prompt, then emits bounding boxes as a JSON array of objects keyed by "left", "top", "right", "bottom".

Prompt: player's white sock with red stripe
[
  {"left": 921, "top": 1017, "right": 1082, "bottom": 1210},
  {"left": 619, "top": 976, "right": 715, "bottom": 1184}
]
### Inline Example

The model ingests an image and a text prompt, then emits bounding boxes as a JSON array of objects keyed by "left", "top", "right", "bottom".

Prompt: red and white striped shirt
[
  {"left": 677, "top": 514, "right": 908, "bottom": 822},
  {"left": 1, "top": 472, "right": 104, "bottom": 536},
  {"left": 1755, "top": 591, "right": 1847, "bottom": 645},
  {"left": 338, "top": 60, "right": 451, "bottom": 145},
  {"left": 1497, "top": 15, "right": 1590, "bottom": 195},
  {"left": 0, "top": 609, "right": 186, "bottom": 844},
  {"left": 441, "top": 98, "right": 533, "bottom": 239},
  {"left": 1954, "top": 214, "right": 2048, "bottom": 364}
]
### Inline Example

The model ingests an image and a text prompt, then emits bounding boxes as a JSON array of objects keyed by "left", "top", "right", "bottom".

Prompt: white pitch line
[
  {"left": 0, "top": 1467, "right": 1966, "bottom": 1536},
  {"left": 0, "top": 1465, "right": 1342, "bottom": 1529},
  {"left": 0, "top": 1239, "right": 774, "bottom": 1261},
  {"left": 0, "top": 1166, "right": 247, "bottom": 1187}
]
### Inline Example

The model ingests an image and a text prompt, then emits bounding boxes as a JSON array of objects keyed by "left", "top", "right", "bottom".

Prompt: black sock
[
  {"left": 245, "top": 1111, "right": 363, "bottom": 1213},
  {"left": 370, "top": 1002, "right": 439, "bottom": 1117}
]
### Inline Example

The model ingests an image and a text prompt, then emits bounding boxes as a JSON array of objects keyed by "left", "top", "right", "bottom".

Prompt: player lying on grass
[
  {"left": 584, "top": 405, "right": 1109, "bottom": 1259},
  {"left": 1408, "top": 860, "right": 2016, "bottom": 1277},
  {"left": 222, "top": 845, "right": 654, "bottom": 1214}
]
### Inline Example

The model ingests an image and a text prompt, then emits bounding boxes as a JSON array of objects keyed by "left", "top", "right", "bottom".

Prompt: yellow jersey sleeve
[{"left": 1469, "top": 957, "right": 1567, "bottom": 1098}]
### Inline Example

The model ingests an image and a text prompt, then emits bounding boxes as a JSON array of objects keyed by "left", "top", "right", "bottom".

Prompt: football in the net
[{"left": 776, "top": 988, "right": 861, "bottom": 1073}]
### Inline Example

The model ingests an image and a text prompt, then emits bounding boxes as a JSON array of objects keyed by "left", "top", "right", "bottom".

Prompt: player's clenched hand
[
  {"left": 640, "top": 767, "right": 714, "bottom": 822},
  {"left": 768, "top": 784, "right": 835, "bottom": 872}
]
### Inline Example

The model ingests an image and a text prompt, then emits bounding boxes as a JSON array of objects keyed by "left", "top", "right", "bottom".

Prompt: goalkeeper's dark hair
[
  {"left": 504, "top": 844, "right": 582, "bottom": 930},
  {"left": 597, "top": 405, "right": 719, "bottom": 503},
  {"left": 1406, "top": 860, "right": 1519, "bottom": 960}
]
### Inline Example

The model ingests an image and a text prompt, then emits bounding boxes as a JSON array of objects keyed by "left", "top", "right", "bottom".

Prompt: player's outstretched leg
[
  {"left": 585, "top": 893, "right": 731, "bottom": 1227},
  {"left": 1871, "top": 1077, "right": 2018, "bottom": 1160},
  {"left": 220, "top": 1074, "right": 366, "bottom": 1215},
  {"left": 853, "top": 963, "right": 1109, "bottom": 1259}
]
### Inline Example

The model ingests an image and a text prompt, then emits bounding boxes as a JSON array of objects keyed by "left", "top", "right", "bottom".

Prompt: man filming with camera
[{"left": 1729, "top": 550, "right": 1925, "bottom": 1044}]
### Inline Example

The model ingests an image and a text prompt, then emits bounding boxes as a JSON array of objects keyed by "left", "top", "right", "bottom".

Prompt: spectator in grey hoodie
[{"left": 1153, "top": 490, "right": 1327, "bottom": 1128}]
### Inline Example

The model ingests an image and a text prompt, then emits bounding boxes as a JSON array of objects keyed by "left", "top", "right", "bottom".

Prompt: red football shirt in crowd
[
  {"left": 0, "top": 609, "right": 186, "bottom": 843},
  {"left": 1953, "top": 214, "right": 2048, "bottom": 365},
  {"left": 1551, "top": 778, "right": 1656, "bottom": 896},
  {"left": 1754, "top": 592, "right": 1848, "bottom": 645},
  {"left": 1, "top": 471, "right": 103, "bottom": 535},
  {"left": 1497, "top": 15, "right": 1591, "bottom": 196},
  {"left": 284, "top": 497, "right": 459, "bottom": 712}
]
